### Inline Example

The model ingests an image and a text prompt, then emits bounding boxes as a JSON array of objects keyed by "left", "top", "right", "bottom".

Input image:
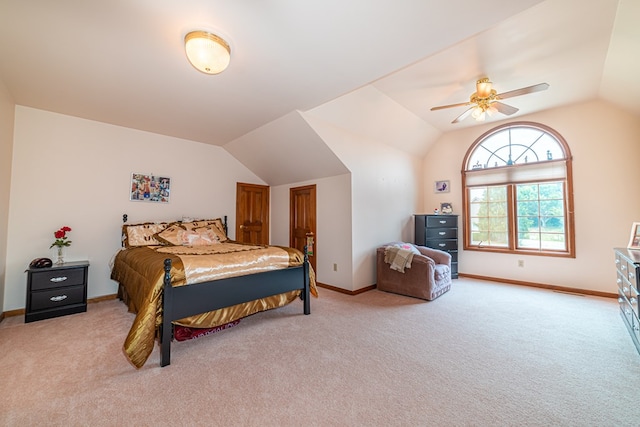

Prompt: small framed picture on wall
[
  {"left": 434, "top": 180, "right": 450, "bottom": 193},
  {"left": 628, "top": 222, "right": 640, "bottom": 249},
  {"left": 130, "top": 173, "right": 171, "bottom": 203}
]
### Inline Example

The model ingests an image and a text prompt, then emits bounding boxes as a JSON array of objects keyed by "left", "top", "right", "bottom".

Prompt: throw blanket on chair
[{"left": 384, "top": 244, "right": 419, "bottom": 273}]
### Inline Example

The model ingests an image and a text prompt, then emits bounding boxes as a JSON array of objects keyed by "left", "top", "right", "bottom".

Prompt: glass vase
[{"left": 55, "top": 246, "right": 65, "bottom": 265}]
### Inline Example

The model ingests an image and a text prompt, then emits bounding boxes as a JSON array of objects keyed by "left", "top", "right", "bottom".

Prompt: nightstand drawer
[
  {"left": 31, "top": 268, "right": 86, "bottom": 291},
  {"left": 31, "top": 285, "right": 85, "bottom": 311}
]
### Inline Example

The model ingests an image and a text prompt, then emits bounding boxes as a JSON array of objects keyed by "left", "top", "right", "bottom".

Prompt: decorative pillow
[
  {"left": 181, "top": 218, "right": 228, "bottom": 242},
  {"left": 181, "top": 227, "right": 221, "bottom": 246},
  {"left": 122, "top": 222, "right": 171, "bottom": 247},
  {"left": 154, "top": 223, "right": 186, "bottom": 246}
]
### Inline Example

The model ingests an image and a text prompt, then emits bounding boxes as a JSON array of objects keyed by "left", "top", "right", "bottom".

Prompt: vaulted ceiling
[{"left": 1, "top": 0, "right": 638, "bottom": 185}]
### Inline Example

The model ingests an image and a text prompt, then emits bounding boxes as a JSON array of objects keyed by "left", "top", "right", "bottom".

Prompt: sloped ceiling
[{"left": 1, "top": 0, "right": 638, "bottom": 185}]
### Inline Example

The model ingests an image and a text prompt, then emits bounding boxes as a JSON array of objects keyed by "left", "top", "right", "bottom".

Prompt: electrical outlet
[
  {"left": 333, "top": 263, "right": 338, "bottom": 271},
  {"left": 518, "top": 260, "right": 524, "bottom": 267}
]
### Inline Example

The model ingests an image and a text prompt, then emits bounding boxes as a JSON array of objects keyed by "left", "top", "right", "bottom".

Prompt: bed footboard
[{"left": 160, "top": 254, "right": 311, "bottom": 367}]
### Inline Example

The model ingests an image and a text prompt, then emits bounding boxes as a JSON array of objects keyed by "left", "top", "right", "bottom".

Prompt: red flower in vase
[{"left": 50, "top": 226, "right": 72, "bottom": 248}]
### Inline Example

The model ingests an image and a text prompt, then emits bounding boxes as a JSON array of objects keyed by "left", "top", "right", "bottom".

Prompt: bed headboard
[{"left": 121, "top": 214, "right": 228, "bottom": 247}]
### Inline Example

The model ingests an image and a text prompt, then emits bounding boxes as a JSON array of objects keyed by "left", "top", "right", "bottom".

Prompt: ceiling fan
[{"left": 431, "top": 77, "right": 549, "bottom": 123}]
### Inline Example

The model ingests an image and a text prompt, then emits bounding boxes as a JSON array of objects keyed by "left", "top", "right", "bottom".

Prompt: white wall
[
  {"left": 0, "top": 80, "right": 15, "bottom": 314},
  {"left": 423, "top": 100, "right": 640, "bottom": 293},
  {"left": 4, "top": 106, "right": 264, "bottom": 311},
  {"left": 271, "top": 174, "right": 353, "bottom": 290},
  {"left": 304, "top": 114, "right": 423, "bottom": 291}
]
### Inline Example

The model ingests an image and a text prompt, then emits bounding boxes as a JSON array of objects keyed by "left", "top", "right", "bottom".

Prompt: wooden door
[
  {"left": 236, "top": 183, "right": 270, "bottom": 245},
  {"left": 290, "top": 185, "right": 316, "bottom": 273}
]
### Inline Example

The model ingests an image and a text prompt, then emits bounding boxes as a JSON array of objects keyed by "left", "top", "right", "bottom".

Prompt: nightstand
[{"left": 25, "top": 260, "right": 89, "bottom": 323}]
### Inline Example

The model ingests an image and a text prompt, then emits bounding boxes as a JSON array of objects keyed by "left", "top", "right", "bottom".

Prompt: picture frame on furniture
[
  {"left": 628, "top": 222, "right": 640, "bottom": 249},
  {"left": 440, "top": 202, "right": 453, "bottom": 214},
  {"left": 434, "top": 180, "right": 450, "bottom": 193},
  {"left": 130, "top": 173, "right": 171, "bottom": 203}
]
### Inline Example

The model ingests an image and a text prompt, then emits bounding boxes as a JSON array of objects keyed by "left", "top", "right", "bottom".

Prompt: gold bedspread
[{"left": 111, "top": 243, "right": 316, "bottom": 368}]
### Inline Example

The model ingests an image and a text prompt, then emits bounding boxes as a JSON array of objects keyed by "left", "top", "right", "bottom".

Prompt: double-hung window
[{"left": 462, "top": 122, "right": 575, "bottom": 257}]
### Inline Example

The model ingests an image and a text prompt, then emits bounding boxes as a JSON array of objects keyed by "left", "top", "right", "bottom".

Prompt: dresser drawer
[
  {"left": 426, "top": 239, "right": 457, "bottom": 251},
  {"left": 626, "top": 261, "right": 638, "bottom": 285},
  {"left": 31, "top": 285, "right": 86, "bottom": 311},
  {"left": 618, "top": 272, "right": 631, "bottom": 299},
  {"left": 620, "top": 294, "right": 634, "bottom": 328},
  {"left": 630, "top": 286, "right": 639, "bottom": 318},
  {"left": 31, "top": 268, "right": 86, "bottom": 291},
  {"left": 450, "top": 262, "right": 458, "bottom": 276},
  {"left": 426, "top": 228, "right": 457, "bottom": 239},
  {"left": 633, "top": 314, "right": 640, "bottom": 346},
  {"left": 426, "top": 216, "right": 457, "bottom": 228}
]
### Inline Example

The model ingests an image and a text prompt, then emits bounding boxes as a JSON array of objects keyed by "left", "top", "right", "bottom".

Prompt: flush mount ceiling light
[{"left": 184, "top": 30, "right": 231, "bottom": 75}]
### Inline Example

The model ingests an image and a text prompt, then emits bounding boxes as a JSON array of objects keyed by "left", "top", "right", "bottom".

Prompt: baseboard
[
  {"left": 458, "top": 273, "right": 617, "bottom": 299},
  {"left": 317, "top": 282, "right": 376, "bottom": 295},
  {"left": 1, "top": 293, "right": 119, "bottom": 320}
]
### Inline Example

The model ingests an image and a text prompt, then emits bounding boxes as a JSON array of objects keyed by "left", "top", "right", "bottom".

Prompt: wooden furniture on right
[
  {"left": 415, "top": 214, "right": 458, "bottom": 278},
  {"left": 615, "top": 248, "right": 640, "bottom": 354}
]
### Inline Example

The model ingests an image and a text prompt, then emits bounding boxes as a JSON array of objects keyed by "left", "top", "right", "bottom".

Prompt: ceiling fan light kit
[{"left": 431, "top": 77, "right": 549, "bottom": 124}]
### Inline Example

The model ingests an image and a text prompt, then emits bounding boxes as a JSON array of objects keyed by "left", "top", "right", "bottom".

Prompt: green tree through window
[{"left": 462, "top": 122, "right": 575, "bottom": 257}]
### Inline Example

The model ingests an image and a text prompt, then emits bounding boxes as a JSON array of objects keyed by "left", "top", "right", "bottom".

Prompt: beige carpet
[{"left": 1, "top": 278, "right": 639, "bottom": 426}]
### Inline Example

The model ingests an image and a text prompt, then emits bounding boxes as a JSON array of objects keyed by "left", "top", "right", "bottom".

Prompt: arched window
[{"left": 462, "top": 122, "right": 575, "bottom": 257}]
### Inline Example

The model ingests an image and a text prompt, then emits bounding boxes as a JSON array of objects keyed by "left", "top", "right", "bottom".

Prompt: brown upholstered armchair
[{"left": 376, "top": 243, "right": 452, "bottom": 301}]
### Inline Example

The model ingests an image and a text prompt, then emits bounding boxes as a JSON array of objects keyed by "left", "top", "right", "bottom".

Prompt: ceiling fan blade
[
  {"left": 493, "top": 101, "right": 519, "bottom": 116},
  {"left": 452, "top": 107, "right": 474, "bottom": 123},
  {"left": 431, "top": 101, "right": 471, "bottom": 111},
  {"left": 497, "top": 83, "right": 549, "bottom": 100}
]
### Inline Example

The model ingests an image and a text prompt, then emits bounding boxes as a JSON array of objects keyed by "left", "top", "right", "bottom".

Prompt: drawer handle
[
  {"left": 438, "top": 231, "right": 446, "bottom": 235},
  {"left": 438, "top": 243, "right": 446, "bottom": 247},
  {"left": 622, "top": 265, "right": 627, "bottom": 271},
  {"left": 631, "top": 298, "right": 637, "bottom": 304},
  {"left": 50, "top": 276, "right": 68, "bottom": 283},
  {"left": 630, "top": 272, "right": 635, "bottom": 279},
  {"left": 50, "top": 295, "right": 68, "bottom": 302},
  {"left": 617, "top": 278, "right": 622, "bottom": 284},
  {"left": 624, "top": 287, "right": 629, "bottom": 293},
  {"left": 439, "top": 220, "right": 446, "bottom": 224},
  {"left": 616, "top": 259, "right": 620, "bottom": 264}
]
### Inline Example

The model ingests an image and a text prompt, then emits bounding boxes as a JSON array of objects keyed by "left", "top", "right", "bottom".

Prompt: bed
[{"left": 110, "top": 215, "right": 316, "bottom": 368}]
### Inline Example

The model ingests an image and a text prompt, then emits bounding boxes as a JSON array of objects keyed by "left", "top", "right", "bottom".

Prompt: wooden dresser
[
  {"left": 415, "top": 214, "right": 458, "bottom": 279},
  {"left": 614, "top": 248, "right": 640, "bottom": 354}
]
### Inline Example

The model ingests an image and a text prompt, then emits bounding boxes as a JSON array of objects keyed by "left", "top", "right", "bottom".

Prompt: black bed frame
[{"left": 122, "top": 214, "right": 311, "bottom": 367}]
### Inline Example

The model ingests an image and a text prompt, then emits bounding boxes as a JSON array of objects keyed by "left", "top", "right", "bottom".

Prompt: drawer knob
[
  {"left": 617, "top": 279, "right": 622, "bottom": 284},
  {"left": 630, "top": 273, "right": 635, "bottom": 279},
  {"left": 616, "top": 259, "right": 620, "bottom": 264},
  {"left": 49, "top": 276, "right": 68, "bottom": 283},
  {"left": 50, "top": 295, "right": 68, "bottom": 302},
  {"left": 631, "top": 298, "right": 637, "bottom": 304}
]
